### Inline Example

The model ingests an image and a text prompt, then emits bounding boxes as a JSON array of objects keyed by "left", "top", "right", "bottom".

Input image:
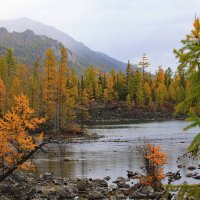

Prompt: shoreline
[
  {"left": 85, "top": 103, "right": 186, "bottom": 125},
  {"left": 84, "top": 117, "right": 184, "bottom": 125},
  {"left": 0, "top": 170, "right": 199, "bottom": 200}
]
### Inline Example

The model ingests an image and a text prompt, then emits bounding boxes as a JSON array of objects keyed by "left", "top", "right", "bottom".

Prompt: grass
[{"left": 162, "top": 184, "right": 200, "bottom": 200}]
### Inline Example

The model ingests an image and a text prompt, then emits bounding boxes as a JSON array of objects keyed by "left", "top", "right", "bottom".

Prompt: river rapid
[{"left": 34, "top": 120, "right": 200, "bottom": 184}]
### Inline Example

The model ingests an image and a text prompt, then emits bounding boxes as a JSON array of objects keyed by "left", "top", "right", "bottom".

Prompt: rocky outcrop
[{"left": 87, "top": 102, "right": 176, "bottom": 123}]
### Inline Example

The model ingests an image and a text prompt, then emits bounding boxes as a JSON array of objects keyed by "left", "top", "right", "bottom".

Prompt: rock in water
[
  {"left": 185, "top": 172, "right": 195, "bottom": 178},
  {"left": 177, "top": 164, "right": 185, "bottom": 168},
  {"left": 193, "top": 175, "right": 200, "bottom": 180},
  {"left": 104, "top": 176, "right": 111, "bottom": 181},
  {"left": 93, "top": 179, "right": 108, "bottom": 187},
  {"left": 41, "top": 172, "right": 53, "bottom": 180},
  {"left": 187, "top": 166, "right": 196, "bottom": 170}
]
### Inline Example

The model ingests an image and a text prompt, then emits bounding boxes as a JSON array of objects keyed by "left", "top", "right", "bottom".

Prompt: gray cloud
[{"left": 0, "top": 0, "right": 199, "bottom": 72}]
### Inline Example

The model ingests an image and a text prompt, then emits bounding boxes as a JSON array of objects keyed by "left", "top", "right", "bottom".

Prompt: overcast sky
[{"left": 0, "top": 0, "right": 199, "bottom": 72}]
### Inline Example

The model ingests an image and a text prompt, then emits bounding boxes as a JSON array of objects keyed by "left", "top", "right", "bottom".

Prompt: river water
[{"left": 34, "top": 120, "right": 200, "bottom": 184}]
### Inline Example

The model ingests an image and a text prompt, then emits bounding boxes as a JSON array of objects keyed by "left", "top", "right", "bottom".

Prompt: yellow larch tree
[
  {"left": 43, "top": 48, "right": 57, "bottom": 124},
  {"left": 144, "top": 82, "right": 152, "bottom": 106},
  {"left": 56, "top": 47, "right": 68, "bottom": 131},
  {"left": 106, "top": 74, "right": 114, "bottom": 102},
  {"left": 0, "top": 79, "right": 6, "bottom": 115},
  {"left": 0, "top": 94, "right": 46, "bottom": 182},
  {"left": 154, "top": 67, "right": 167, "bottom": 107},
  {"left": 140, "top": 144, "right": 167, "bottom": 191}
]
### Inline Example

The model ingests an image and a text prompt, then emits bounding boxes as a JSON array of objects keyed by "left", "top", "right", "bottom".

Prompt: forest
[
  {"left": 0, "top": 13, "right": 199, "bottom": 200},
  {"left": 0, "top": 45, "right": 190, "bottom": 133}
]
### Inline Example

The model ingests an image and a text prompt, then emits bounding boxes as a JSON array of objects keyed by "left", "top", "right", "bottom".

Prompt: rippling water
[{"left": 34, "top": 120, "right": 200, "bottom": 184}]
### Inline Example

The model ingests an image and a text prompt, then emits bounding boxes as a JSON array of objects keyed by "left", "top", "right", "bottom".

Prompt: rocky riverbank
[
  {"left": 50, "top": 131, "right": 103, "bottom": 144},
  {"left": 0, "top": 168, "right": 200, "bottom": 200},
  {"left": 87, "top": 103, "right": 184, "bottom": 123},
  {"left": 0, "top": 171, "right": 162, "bottom": 200}
]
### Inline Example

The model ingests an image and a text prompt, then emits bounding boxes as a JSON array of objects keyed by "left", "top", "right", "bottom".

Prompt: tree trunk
[{"left": 0, "top": 137, "right": 51, "bottom": 183}]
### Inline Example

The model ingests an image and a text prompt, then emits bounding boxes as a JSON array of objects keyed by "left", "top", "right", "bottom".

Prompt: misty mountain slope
[
  {"left": 0, "top": 27, "right": 83, "bottom": 71},
  {"left": 0, "top": 18, "right": 127, "bottom": 71}
]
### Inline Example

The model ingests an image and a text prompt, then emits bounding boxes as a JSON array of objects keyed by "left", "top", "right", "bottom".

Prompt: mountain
[
  {"left": 0, "top": 18, "right": 127, "bottom": 71},
  {"left": 0, "top": 27, "right": 83, "bottom": 71}
]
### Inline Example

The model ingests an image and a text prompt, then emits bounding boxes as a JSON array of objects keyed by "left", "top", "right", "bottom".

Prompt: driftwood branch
[
  {"left": 167, "top": 170, "right": 180, "bottom": 185},
  {"left": 160, "top": 170, "right": 181, "bottom": 199}
]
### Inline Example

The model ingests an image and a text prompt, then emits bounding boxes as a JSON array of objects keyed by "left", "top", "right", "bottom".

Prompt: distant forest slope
[
  {"left": 0, "top": 27, "right": 84, "bottom": 72},
  {"left": 0, "top": 18, "right": 128, "bottom": 71}
]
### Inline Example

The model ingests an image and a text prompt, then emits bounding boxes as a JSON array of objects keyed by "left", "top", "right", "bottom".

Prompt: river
[{"left": 34, "top": 120, "right": 200, "bottom": 184}]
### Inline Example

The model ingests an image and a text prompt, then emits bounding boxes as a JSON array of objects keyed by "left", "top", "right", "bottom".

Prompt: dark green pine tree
[
  {"left": 126, "top": 60, "right": 133, "bottom": 96},
  {"left": 164, "top": 67, "right": 173, "bottom": 89},
  {"left": 174, "top": 17, "right": 200, "bottom": 155},
  {"left": 6, "top": 48, "right": 16, "bottom": 80}
]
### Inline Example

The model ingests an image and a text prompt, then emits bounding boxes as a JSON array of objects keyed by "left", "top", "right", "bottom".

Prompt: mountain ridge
[
  {"left": 0, "top": 27, "right": 83, "bottom": 71},
  {"left": 0, "top": 18, "right": 128, "bottom": 71}
]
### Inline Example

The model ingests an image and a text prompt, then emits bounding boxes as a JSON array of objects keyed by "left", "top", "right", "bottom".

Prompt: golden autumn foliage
[
  {"left": 140, "top": 143, "right": 167, "bottom": 190},
  {"left": 43, "top": 48, "right": 57, "bottom": 121},
  {"left": 192, "top": 17, "right": 200, "bottom": 39},
  {"left": 146, "top": 144, "right": 167, "bottom": 165},
  {"left": 0, "top": 94, "right": 45, "bottom": 173},
  {"left": 0, "top": 79, "right": 6, "bottom": 113},
  {"left": 126, "top": 94, "right": 132, "bottom": 109},
  {"left": 174, "top": 17, "right": 200, "bottom": 156},
  {"left": 144, "top": 82, "right": 152, "bottom": 105},
  {"left": 0, "top": 46, "right": 191, "bottom": 132}
]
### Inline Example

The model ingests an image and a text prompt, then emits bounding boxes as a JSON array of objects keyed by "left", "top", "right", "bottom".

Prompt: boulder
[
  {"left": 98, "top": 187, "right": 109, "bottom": 196},
  {"left": 42, "top": 172, "right": 53, "bottom": 180},
  {"left": 154, "top": 191, "right": 163, "bottom": 198},
  {"left": 63, "top": 157, "right": 72, "bottom": 161},
  {"left": 52, "top": 179, "right": 61, "bottom": 185},
  {"left": 174, "top": 174, "right": 181, "bottom": 180},
  {"left": 187, "top": 166, "right": 196, "bottom": 170},
  {"left": 117, "top": 181, "right": 126, "bottom": 188},
  {"left": 88, "top": 191, "right": 105, "bottom": 200},
  {"left": 104, "top": 176, "right": 111, "bottom": 181},
  {"left": 124, "top": 184, "right": 130, "bottom": 189},
  {"left": 185, "top": 172, "right": 197, "bottom": 177},
  {"left": 117, "top": 176, "right": 125, "bottom": 180},
  {"left": 127, "top": 170, "right": 134, "bottom": 177},
  {"left": 77, "top": 179, "right": 90, "bottom": 191},
  {"left": 166, "top": 172, "right": 175, "bottom": 177},
  {"left": 59, "top": 190, "right": 77, "bottom": 199},
  {"left": 177, "top": 164, "right": 185, "bottom": 168},
  {"left": 113, "top": 177, "right": 126, "bottom": 184},
  {"left": 93, "top": 179, "right": 108, "bottom": 187},
  {"left": 63, "top": 157, "right": 79, "bottom": 162},
  {"left": 132, "top": 174, "right": 143, "bottom": 179},
  {"left": 116, "top": 193, "right": 125, "bottom": 199},
  {"left": 109, "top": 184, "right": 119, "bottom": 190},
  {"left": 127, "top": 171, "right": 143, "bottom": 179},
  {"left": 91, "top": 133, "right": 99, "bottom": 138},
  {"left": 66, "top": 184, "right": 79, "bottom": 194},
  {"left": 141, "top": 186, "right": 154, "bottom": 195},
  {"left": 193, "top": 175, "right": 200, "bottom": 180},
  {"left": 129, "top": 191, "right": 147, "bottom": 199}
]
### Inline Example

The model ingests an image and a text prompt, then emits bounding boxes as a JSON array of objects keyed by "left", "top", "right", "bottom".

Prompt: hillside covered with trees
[
  {"left": 0, "top": 28, "right": 83, "bottom": 72},
  {"left": 0, "top": 18, "right": 127, "bottom": 71},
  {"left": 0, "top": 44, "right": 189, "bottom": 133},
  {"left": 0, "top": 3, "right": 199, "bottom": 198}
]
